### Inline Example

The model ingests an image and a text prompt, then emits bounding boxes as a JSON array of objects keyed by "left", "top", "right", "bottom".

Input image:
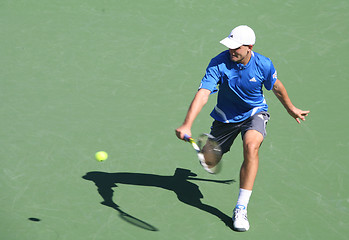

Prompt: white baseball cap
[{"left": 220, "top": 25, "right": 256, "bottom": 49}]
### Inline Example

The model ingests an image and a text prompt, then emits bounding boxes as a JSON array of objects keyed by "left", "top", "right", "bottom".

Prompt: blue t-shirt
[{"left": 200, "top": 50, "right": 277, "bottom": 123}]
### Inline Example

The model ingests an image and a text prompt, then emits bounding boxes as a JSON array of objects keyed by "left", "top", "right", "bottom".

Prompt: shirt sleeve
[
  {"left": 263, "top": 60, "right": 277, "bottom": 91},
  {"left": 199, "top": 59, "right": 221, "bottom": 94}
]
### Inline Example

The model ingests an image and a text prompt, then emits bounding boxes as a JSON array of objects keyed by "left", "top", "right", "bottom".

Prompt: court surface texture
[{"left": 1, "top": 1, "right": 348, "bottom": 239}]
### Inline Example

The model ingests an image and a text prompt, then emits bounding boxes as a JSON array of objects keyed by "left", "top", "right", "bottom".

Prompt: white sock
[{"left": 236, "top": 188, "right": 252, "bottom": 209}]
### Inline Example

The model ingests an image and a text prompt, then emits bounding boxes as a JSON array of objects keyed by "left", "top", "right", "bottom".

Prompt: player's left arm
[{"left": 272, "top": 79, "right": 310, "bottom": 124}]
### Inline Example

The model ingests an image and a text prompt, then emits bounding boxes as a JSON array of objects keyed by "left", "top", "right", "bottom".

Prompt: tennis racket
[{"left": 184, "top": 133, "right": 222, "bottom": 174}]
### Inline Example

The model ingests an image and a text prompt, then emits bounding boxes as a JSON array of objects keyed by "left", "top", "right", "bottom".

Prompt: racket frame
[{"left": 184, "top": 134, "right": 221, "bottom": 174}]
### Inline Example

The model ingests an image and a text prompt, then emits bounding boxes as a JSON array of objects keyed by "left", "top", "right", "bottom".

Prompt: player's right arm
[{"left": 175, "top": 88, "right": 211, "bottom": 140}]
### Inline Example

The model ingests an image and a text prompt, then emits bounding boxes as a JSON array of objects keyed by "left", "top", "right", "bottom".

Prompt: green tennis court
[{"left": 1, "top": 0, "right": 348, "bottom": 239}]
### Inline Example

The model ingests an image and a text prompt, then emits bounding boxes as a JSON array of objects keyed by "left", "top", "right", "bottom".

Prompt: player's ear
[{"left": 245, "top": 45, "right": 253, "bottom": 54}]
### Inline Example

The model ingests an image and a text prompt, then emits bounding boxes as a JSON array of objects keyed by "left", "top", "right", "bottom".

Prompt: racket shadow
[
  {"left": 100, "top": 201, "right": 158, "bottom": 231},
  {"left": 82, "top": 168, "right": 235, "bottom": 231}
]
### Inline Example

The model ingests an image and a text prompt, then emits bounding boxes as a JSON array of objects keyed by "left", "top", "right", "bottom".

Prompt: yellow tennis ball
[{"left": 95, "top": 151, "right": 108, "bottom": 162}]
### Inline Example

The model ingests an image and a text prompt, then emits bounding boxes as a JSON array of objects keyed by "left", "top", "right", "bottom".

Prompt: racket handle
[{"left": 183, "top": 134, "right": 192, "bottom": 142}]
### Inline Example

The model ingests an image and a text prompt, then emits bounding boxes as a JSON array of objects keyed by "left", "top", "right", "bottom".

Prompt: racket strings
[{"left": 197, "top": 134, "right": 222, "bottom": 164}]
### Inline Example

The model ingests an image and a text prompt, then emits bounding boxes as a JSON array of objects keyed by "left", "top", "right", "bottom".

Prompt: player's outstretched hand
[{"left": 288, "top": 107, "right": 310, "bottom": 124}]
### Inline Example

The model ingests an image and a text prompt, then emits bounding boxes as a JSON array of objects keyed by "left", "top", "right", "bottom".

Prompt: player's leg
[
  {"left": 233, "top": 112, "right": 270, "bottom": 232},
  {"left": 239, "top": 112, "right": 269, "bottom": 197},
  {"left": 232, "top": 130, "right": 263, "bottom": 231},
  {"left": 240, "top": 129, "right": 264, "bottom": 190}
]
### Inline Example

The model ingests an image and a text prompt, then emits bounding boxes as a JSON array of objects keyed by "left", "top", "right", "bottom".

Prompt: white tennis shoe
[{"left": 232, "top": 205, "right": 250, "bottom": 232}]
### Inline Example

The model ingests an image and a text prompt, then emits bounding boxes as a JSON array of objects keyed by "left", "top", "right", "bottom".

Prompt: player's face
[{"left": 229, "top": 45, "right": 252, "bottom": 65}]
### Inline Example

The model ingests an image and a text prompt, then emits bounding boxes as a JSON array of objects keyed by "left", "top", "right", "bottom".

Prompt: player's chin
[{"left": 230, "top": 56, "right": 240, "bottom": 62}]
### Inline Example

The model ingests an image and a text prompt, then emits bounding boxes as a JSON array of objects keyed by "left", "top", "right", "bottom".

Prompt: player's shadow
[{"left": 82, "top": 168, "right": 235, "bottom": 231}]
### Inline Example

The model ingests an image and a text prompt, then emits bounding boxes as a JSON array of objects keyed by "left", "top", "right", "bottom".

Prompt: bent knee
[
  {"left": 243, "top": 141, "right": 261, "bottom": 154},
  {"left": 243, "top": 130, "right": 263, "bottom": 152}
]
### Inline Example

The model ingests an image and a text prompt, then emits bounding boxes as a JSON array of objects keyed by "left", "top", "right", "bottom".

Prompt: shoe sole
[{"left": 233, "top": 227, "right": 249, "bottom": 232}]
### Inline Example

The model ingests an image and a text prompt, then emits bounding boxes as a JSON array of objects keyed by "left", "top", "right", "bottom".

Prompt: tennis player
[{"left": 175, "top": 25, "right": 309, "bottom": 232}]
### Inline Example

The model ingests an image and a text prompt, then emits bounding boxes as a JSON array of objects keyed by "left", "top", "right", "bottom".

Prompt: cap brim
[{"left": 220, "top": 37, "right": 242, "bottom": 49}]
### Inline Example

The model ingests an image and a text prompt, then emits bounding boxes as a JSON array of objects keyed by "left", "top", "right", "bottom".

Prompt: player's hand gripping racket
[{"left": 184, "top": 133, "right": 222, "bottom": 174}]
